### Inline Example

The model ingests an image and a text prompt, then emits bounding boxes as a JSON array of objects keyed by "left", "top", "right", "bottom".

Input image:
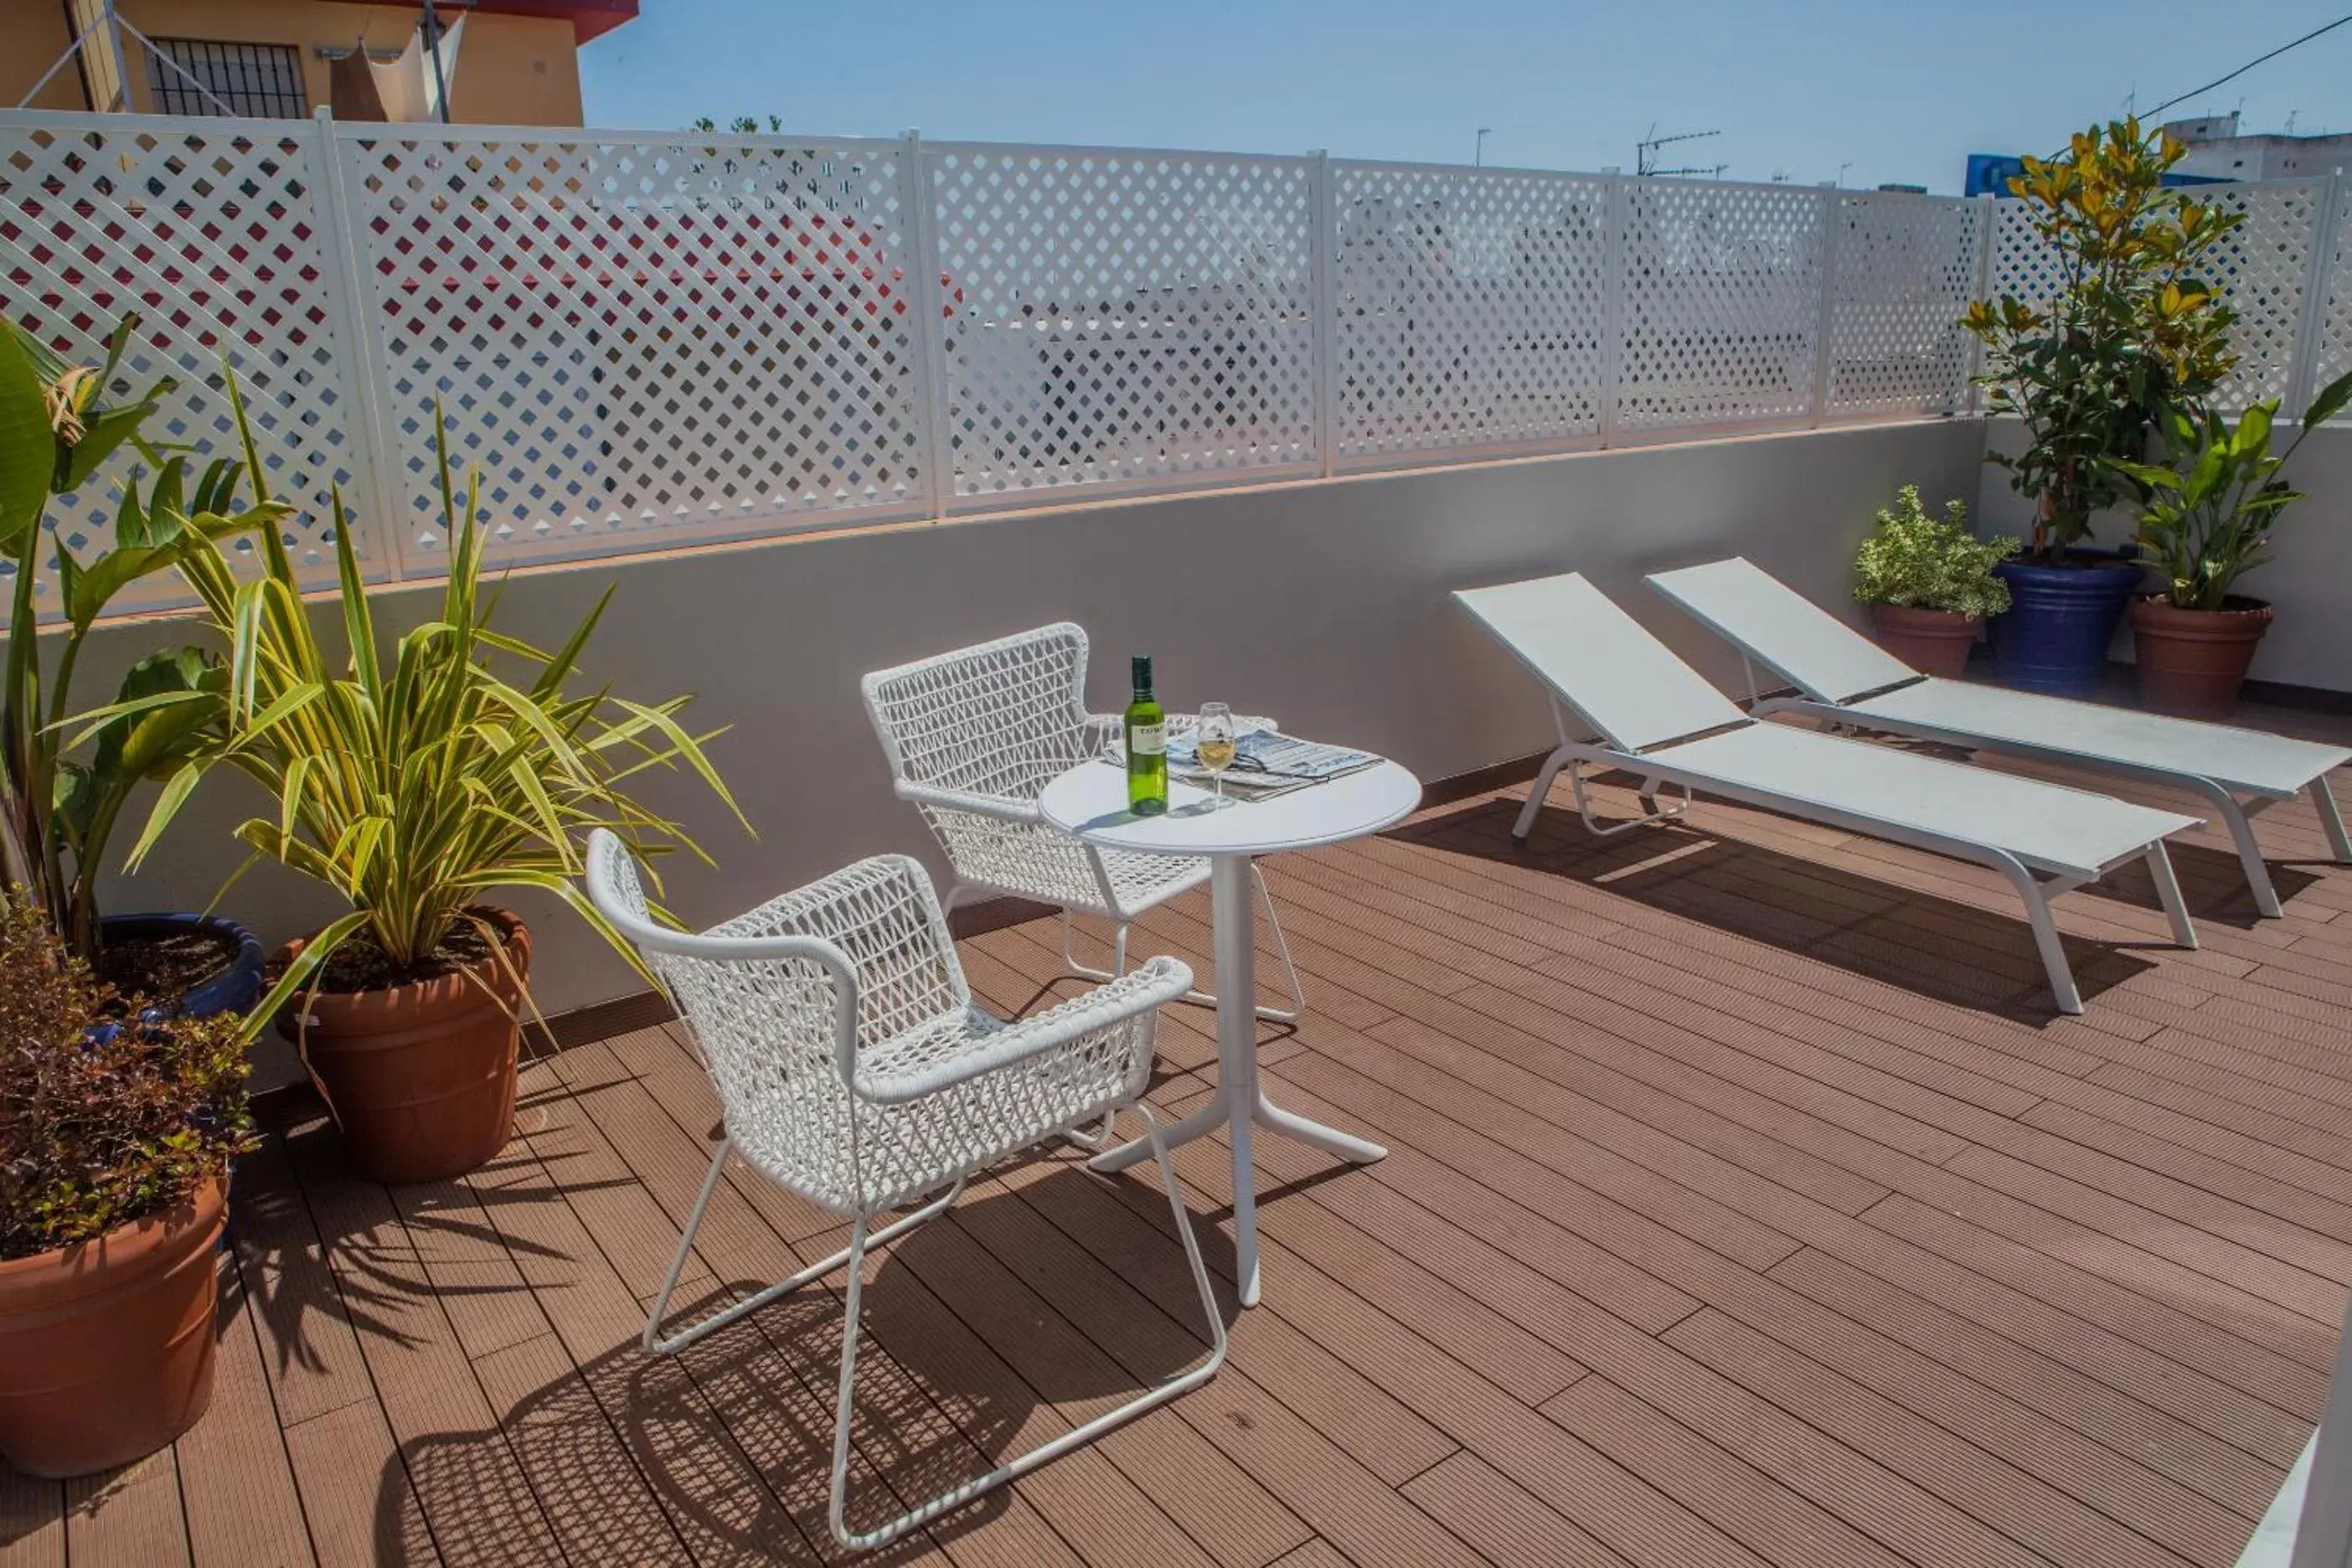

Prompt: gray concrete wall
[
  {"left": 85, "top": 416, "right": 1983, "bottom": 1083},
  {"left": 1977, "top": 418, "right": 2352, "bottom": 692}
]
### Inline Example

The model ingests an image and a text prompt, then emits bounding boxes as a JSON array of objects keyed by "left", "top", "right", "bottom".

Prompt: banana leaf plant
[
  {"left": 115, "top": 395, "right": 747, "bottom": 1041},
  {"left": 0, "top": 314, "right": 287, "bottom": 965},
  {"left": 2112, "top": 369, "right": 2352, "bottom": 611}
]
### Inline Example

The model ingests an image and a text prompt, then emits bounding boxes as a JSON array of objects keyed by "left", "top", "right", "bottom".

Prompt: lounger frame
[
  {"left": 1512, "top": 697, "right": 2194, "bottom": 1015},
  {"left": 1725, "top": 660, "right": 2352, "bottom": 921}
]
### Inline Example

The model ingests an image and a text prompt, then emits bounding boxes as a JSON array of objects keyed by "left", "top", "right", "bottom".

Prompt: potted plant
[
  {"left": 0, "top": 893, "right": 252, "bottom": 1477},
  {"left": 2109, "top": 370, "right": 2352, "bottom": 716},
  {"left": 1963, "top": 118, "right": 2242, "bottom": 696},
  {"left": 1852, "top": 485, "right": 2016, "bottom": 676},
  {"left": 134, "top": 405, "right": 745, "bottom": 1184},
  {"left": 0, "top": 316, "right": 276, "bottom": 1015}
]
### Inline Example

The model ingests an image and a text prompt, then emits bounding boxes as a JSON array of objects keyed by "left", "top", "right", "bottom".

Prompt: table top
[{"left": 1038, "top": 756, "right": 1424, "bottom": 859}]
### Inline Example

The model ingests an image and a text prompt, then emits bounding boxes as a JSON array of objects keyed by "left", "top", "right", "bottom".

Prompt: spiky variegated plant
[{"left": 127, "top": 395, "right": 746, "bottom": 1039}]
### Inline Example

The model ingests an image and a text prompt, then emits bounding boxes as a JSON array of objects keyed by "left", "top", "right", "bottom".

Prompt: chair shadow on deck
[
  {"left": 1401, "top": 791, "right": 2193, "bottom": 1019},
  {"left": 374, "top": 1163, "right": 1239, "bottom": 1566}
]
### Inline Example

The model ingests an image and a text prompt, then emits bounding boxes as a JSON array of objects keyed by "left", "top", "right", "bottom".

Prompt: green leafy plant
[
  {"left": 1963, "top": 118, "right": 2243, "bottom": 561},
  {"left": 126, "top": 399, "right": 746, "bottom": 1039},
  {"left": 0, "top": 315, "right": 287, "bottom": 965},
  {"left": 1853, "top": 485, "right": 2017, "bottom": 618},
  {"left": 0, "top": 890, "right": 252, "bottom": 1260},
  {"left": 2112, "top": 370, "right": 2352, "bottom": 611}
]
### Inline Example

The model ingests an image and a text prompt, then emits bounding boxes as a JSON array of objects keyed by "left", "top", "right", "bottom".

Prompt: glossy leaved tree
[{"left": 1963, "top": 119, "right": 2242, "bottom": 561}]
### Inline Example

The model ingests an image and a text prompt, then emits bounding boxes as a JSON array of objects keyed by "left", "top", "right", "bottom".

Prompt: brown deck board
[{"left": 23, "top": 714, "right": 2352, "bottom": 1565}]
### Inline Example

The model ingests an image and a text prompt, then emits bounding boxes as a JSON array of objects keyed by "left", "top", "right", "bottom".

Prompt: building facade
[
  {"left": 2163, "top": 111, "right": 2352, "bottom": 182},
  {"left": 3, "top": 0, "right": 634, "bottom": 125}
]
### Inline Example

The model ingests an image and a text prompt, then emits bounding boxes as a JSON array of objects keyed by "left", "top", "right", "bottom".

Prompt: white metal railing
[{"left": 3, "top": 106, "right": 2346, "bottom": 617}]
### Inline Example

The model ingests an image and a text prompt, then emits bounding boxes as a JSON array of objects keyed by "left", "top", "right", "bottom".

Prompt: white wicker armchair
[
  {"left": 861, "top": 622, "right": 1304, "bottom": 1021},
  {"left": 582, "top": 831, "right": 1227, "bottom": 1552}
]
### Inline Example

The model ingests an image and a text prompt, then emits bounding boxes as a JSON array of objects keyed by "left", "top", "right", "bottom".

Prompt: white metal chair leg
[
  {"left": 641, "top": 1139, "right": 962, "bottom": 1355},
  {"left": 2143, "top": 842, "right": 2199, "bottom": 949},
  {"left": 2313, "top": 776, "right": 2352, "bottom": 865},
  {"left": 1512, "top": 745, "right": 1574, "bottom": 842},
  {"left": 1995, "top": 859, "right": 2084, "bottom": 1016},
  {"left": 1061, "top": 876, "right": 1304, "bottom": 1025},
  {"left": 826, "top": 1105, "right": 1229, "bottom": 1551},
  {"left": 2186, "top": 780, "right": 2286, "bottom": 918}
]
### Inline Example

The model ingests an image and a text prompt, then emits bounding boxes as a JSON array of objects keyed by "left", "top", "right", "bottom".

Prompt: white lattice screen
[
  {"left": 337, "top": 128, "right": 930, "bottom": 568},
  {"left": 1825, "top": 193, "right": 1984, "bottom": 418},
  {"left": 1328, "top": 162, "right": 1611, "bottom": 464},
  {"left": 13, "top": 106, "right": 2352, "bottom": 616},
  {"left": 0, "top": 115, "right": 380, "bottom": 612},
  {"left": 2311, "top": 202, "right": 2352, "bottom": 408},
  {"left": 1617, "top": 182, "right": 1825, "bottom": 433},
  {"left": 926, "top": 146, "right": 1320, "bottom": 501}
]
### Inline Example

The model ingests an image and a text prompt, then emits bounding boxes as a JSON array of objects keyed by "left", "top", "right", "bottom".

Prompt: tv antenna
[{"left": 1637, "top": 123, "right": 1723, "bottom": 177}]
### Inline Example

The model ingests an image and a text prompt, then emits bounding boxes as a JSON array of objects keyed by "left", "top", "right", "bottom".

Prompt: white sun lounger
[
  {"left": 1647, "top": 557, "right": 2352, "bottom": 919},
  {"left": 1453, "top": 572, "right": 2205, "bottom": 1014}
]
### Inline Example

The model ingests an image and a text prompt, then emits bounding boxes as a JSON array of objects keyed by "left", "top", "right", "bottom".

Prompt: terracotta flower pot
[
  {"left": 1865, "top": 602, "right": 1982, "bottom": 679},
  {"left": 2128, "top": 595, "right": 2274, "bottom": 719},
  {"left": 277, "top": 909, "right": 531, "bottom": 1185},
  {"left": 0, "top": 1179, "right": 226, "bottom": 1478}
]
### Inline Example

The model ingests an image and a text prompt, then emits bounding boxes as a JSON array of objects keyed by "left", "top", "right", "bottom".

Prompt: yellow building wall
[{"left": 0, "top": 0, "right": 586, "bottom": 125}]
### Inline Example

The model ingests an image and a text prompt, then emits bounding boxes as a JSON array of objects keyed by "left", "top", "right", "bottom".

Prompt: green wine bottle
[{"left": 1125, "top": 653, "right": 1168, "bottom": 816}]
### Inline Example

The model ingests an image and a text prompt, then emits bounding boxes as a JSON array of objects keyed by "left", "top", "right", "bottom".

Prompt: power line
[{"left": 2139, "top": 13, "right": 2352, "bottom": 124}]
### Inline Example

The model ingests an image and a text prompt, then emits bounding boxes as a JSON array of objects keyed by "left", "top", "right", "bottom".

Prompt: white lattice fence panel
[
  {"left": 2203, "top": 182, "right": 2323, "bottom": 409},
  {"left": 0, "top": 115, "right": 374, "bottom": 615},
  {"left": 1825, "top": 194, "right": 1982, "bottom": 417},
  {"left": 338, "top": 129, "right": 929, "bottom": 570},
  {"left": 1617, "top": 182, "right": 1824, "bottom": 432},
  {"left": 927, "top": 147, "right": 1318, "bottom": 500},
  {"left": 2315, "top": 196, "right": 2352, "bottom": 419},
  {"left": 1986, "top": 195, "right": 2062, "bottom": 315},
  {"left": 1327, "top": 162, "right": 1609, "bottom": 464}
]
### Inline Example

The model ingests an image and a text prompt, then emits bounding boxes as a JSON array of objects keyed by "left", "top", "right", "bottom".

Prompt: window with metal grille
[{"left": 145, "top": 39, "right": 308, "bottom": 118}]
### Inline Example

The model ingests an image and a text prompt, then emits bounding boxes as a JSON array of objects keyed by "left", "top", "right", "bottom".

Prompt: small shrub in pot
[
  {"left": 0, "top": 895, "right": 253, "bottom": 1476},
  {"left": 1852, "top": 486, "right": 2015, "bottom": 678}
]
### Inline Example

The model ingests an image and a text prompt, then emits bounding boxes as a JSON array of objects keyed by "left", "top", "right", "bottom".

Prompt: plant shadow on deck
[
  {"left": 371, "top": 1163, "right": 1237, "bottom": 1567},
  {"left": 1398, "top": 791, "right": 2218, "bottom": 1019}
]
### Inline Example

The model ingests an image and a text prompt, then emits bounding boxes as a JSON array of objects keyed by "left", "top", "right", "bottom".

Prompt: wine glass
[{"left": 1194, "top": 703, "right": 1238, "bottom": 805}]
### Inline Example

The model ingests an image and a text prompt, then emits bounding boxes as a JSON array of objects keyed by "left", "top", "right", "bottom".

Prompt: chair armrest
[
  {"left": 850, "top": 956, "right": 1194, "bottom": 1105},
  {"left": 895, "top": 778, "right": 1044, "bottom": 824}
]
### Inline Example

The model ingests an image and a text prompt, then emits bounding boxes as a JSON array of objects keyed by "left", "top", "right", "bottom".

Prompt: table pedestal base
[{"left": 1090, "top": 854, "right": 1386, "bottom": 1306}]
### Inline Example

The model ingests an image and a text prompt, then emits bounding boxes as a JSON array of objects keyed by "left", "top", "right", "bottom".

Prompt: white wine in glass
[{"left": 1194, "top": 703, "right": 1237, "bottom": 803}]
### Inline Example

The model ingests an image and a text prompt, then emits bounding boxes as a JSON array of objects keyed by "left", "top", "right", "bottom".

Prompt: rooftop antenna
[
  {"left": 1637, "top": 124, "right": 1721, "bottom": 177},
  {"left": 2287, "top": 107, "right": 2300, "bottom": 134}
]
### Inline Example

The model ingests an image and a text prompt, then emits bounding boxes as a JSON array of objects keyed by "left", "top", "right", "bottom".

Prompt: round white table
[{"left": 1039, "top": 757, "right": 1423, "bottom": 1306}]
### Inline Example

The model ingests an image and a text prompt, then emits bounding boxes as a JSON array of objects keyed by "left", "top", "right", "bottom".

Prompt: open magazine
[{"left": 1107, "top": 726, "right": 1381, "bottom": 800}]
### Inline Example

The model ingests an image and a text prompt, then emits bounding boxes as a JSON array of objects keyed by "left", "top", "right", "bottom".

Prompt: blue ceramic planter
[
  {"left": 101, "top": 914, "right": 266, "bottom": 1020},
  {"left": 1987, "top": 554, "right": 2147, "bottom": 697}
]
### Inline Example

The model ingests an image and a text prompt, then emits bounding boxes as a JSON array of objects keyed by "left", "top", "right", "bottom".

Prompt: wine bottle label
[{"left": 1130, "top": 722, "right": 1166, "bottom": 756}]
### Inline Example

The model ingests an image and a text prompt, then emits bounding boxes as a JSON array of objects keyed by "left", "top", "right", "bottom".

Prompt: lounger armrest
[{"left": 850, "top": 957, "right": 1194, "bottom": 1104}]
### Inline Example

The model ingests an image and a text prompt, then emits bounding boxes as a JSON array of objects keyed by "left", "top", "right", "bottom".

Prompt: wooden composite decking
[{"left": 12, "top": 704, "right": 2352, "bottom": 1566}]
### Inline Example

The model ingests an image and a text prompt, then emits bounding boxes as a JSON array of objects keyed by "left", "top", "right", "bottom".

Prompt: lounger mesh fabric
[{"left": 588, "top": 833, "right": 1176, "bottom": 1215}]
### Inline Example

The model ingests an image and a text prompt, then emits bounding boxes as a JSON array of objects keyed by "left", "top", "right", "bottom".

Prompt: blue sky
[{"left": 576, "top": 1, "right": 2352, "bottom": 194}]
